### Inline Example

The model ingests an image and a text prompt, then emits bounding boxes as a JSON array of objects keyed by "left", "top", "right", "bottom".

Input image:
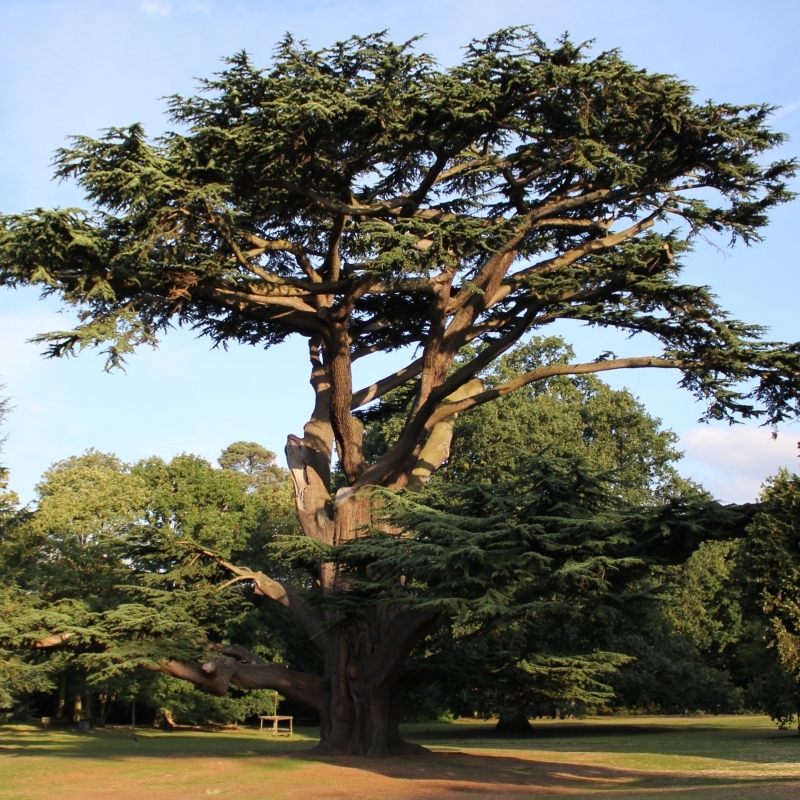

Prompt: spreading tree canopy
[{"left": 1, "top": 28, "right": 799, "bottom": 756}]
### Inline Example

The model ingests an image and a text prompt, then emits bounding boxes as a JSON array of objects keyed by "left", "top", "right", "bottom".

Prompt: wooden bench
[{"left": 258, "top": 715, "right": 293, "bottom": 736}]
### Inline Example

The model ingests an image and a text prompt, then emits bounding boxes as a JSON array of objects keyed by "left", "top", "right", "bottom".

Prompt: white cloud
[
  {"left": 187, "top": 0, "right": 211, "bottom": 14},
  {"left": 679, "top": 425, "right": 799, "bottom": 503},
  {"left": 771, "top": 98, "right": 800, "bottom": 121},
  {"left": 140, "top": 1, "right": 172, "bottom": 17}
]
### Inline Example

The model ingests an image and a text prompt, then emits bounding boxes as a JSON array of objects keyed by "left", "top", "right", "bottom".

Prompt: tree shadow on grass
[
  {"left": 0, "top": 726, "right": 315, "bottom": 761},
  {"left": 295, "top": 749, "right": 800, "bottom": 798},
  {"left": 400, "top": 720, "right": 800, "bottom": 765},
  {"left": 3, "top": 726, "right": 800, "bottom": 798}
]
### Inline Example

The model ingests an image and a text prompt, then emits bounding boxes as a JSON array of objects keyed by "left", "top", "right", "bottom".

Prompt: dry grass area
[{"left": 1, "top": 715, "right": 800, "bottom": 799}]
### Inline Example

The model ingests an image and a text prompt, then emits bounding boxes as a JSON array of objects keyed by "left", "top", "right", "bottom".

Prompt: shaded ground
[{"left": 1, "top": 716, "right": 799, "bottom": 799}]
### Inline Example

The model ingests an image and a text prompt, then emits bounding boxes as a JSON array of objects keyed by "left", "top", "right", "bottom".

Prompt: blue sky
[{"left": 1, "top": 0, "right": 799, "bottom": 504}]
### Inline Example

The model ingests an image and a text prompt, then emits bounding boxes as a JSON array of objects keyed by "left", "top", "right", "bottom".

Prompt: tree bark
[
  {"left": 154, "top": 338, "right": 449, "bottom": 756},
  {"left": 151, "top": 604, "right": 437, "bottom": 755}
]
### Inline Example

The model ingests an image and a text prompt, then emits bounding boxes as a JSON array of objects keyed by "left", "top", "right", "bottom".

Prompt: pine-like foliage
[
  {"left": 739, "top": 471, "right": 800, "bottom": 730},
  {"left": 327, "top": 452, "right": 751, "bottom": 714},
  {"left": 0, "top": 28, "right": 798, "bottom": 427}
]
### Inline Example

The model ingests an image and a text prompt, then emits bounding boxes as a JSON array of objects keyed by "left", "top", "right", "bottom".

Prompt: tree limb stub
[
  {"left": 32, "top": 632, "right": 74, "bottom": 649},
  {"left": 175, "top": 541, "right": 326, "bottom": 644}
]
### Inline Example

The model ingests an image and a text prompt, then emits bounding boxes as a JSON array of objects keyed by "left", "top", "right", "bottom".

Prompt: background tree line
[{"left": 1, "top": 340, "right": 799, "bottom": 731}]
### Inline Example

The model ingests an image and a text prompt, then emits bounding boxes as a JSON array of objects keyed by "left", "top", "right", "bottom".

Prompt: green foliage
[
  {"left": 0, "top": 29, "right": 797, "bottom": 422},
  {"left": 454, "top": 338, "right": 697, "bottom": 503},
  {"left": 607, "top": 617, "right": 742, "bottom": 715},
  {"left": 344, "top": 342, "right": 753, "bottom": 719},
  {"left": 744, "top": 471, "right": 800, "bottom": 674},
  {"left": 219, "top": 441, "right": 284, "bottom": 487},
  {"left": 150, "top": 676, "right": 278, "bottom": 726},
  {"left": 659, "top": 541, "right": 745, "bottom": 655},
  {"left": 0, "top": 396, "right": 55, "bottom": 713},
  {"left": 0, "top": 443, "right": 304, "bottom": 724},
  {"left": 0, "top": 393, "right": 16, "bottom": 533},
  {"left": 331, "top": 450, "right": 749, "bottom": 717},
  {"left": 737, "top": 471, "right": 800, "bottom": 730}
]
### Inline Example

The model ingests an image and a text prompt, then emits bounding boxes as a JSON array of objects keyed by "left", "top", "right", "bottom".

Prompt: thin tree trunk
[
  {"left": 83, "top": 691, "right": 93, "bottom": 724},
  {"left": 97, "top": 693, "right": 114, "bottom": 727},
  {"left": 56, "top": 675, "right": 66, "bottom": 721},
  {"left": 72, "top": 693, "right": 82, "bottom": 724}
]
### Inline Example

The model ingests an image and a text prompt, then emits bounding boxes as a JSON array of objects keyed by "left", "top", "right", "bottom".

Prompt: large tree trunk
[
  {"left": 154, "top": 602, "right": 436, "bottom": 756},
  {"left": 154, "top": 339, "right": 460, "bottom": 755},
  {"left": 314, "top": 606, "right": 436, "bottom": 756}
]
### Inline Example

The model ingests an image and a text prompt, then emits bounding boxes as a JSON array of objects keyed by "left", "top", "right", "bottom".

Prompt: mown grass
[{"left": 0, "top": 716, "right": 798, "bottom": 799}]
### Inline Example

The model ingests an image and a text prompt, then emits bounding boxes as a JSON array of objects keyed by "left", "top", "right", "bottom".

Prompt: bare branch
[
  {"left": 426, "top": 356, "right": 686, "bottom": 426},
  {"left": 351, "top": 358, "right": 425, "bottom": 409},
  {"left": 175, "top": 541, "right": 326, "bottom": 644},
  {"left": 489, "top": 213, "right": 659, "bottom": 307},
  {"left": 240, "top": 231, "right": 322, "bottom": 283},
  {"left": 207, "top": 285, "right": 318, "bottom": 315},
  {"left": 282, "top": 181, "right": 414, "bottom": 218}
]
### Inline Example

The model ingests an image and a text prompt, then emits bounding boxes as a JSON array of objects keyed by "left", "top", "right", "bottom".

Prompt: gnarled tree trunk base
[{"left": 309, "top": 737, "right": 430, "bottom": 758}]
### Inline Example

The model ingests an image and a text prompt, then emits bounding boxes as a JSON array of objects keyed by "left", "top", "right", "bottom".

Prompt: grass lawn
[{"left": 1, "top": 715, "right": 799, "bottom": 798}]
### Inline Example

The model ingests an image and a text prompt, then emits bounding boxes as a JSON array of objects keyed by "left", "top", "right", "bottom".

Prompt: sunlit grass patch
[{"left": 1, "top": 717, "right": 799, "bottom": 799}]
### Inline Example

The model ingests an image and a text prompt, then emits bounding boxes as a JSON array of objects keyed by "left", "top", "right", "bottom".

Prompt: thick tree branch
[
  {"left": 325, "top": 214, "right": 346, "bottom": 281},
  {"left": 149, "top": 655, "right": 330, "bottom": 714},
  {"left": 208, "top": 284, "right": 318, "bottom": 315},
  {"left": 325, "top": 323, "right": 365, "bottom": 484},
  {"left": 206, "top": 642, "right": 267, "bottom": 664},
  {"left": 176, "top": 542, "right": 327, "bottom": 645},
  {"left": 427, "top": 356, "right": 687, "bottom": 426},
  {"left": 197, "top": 285, "right": 324, "bottom": 335},
  {"left": 363, "top": 306, "right": 540, "bottom": 490},
  {"left": 351, "top": 357, "right": 425, "bottom": 409},
  {"left": 404, "top": 379, "right": 485, "bottom": 491}
]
